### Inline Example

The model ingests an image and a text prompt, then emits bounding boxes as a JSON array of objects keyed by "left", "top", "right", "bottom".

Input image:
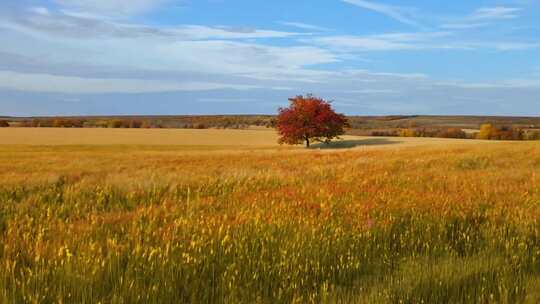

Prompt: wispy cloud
[
  {"left": 0, "top": 8, "right": 340, "bottom": 89},
  {"left": 441, "top": 7, "right": 521, "bottom": 30},
  {"left": 198, "top": 97, "right": 261, "bottom": 103},
  {"left": 480, "top": 42, "right": 540, "bottom": 51},
  {"left": 0, "top": 71, "right": 260, "bottom": 93},
  {"left": 471, "top": 7, "right": 521, "bottom": 20},
  {"left": 310, "top": 30, "right": 540, "bottom": 52},
  {"left": 2, "top": 10, "right": 302, "bottom": 40},
  {"left": 436, "top": 78, "right": 540, "bottom": 89},
  {"left": 179, "top": 25, "right": 301, "bottom": 40},
  {"left": 341, "top": 0, "right": 419, "bottom": 26},
  {"left": 54, "top": 0, "right": 169, "bottom": 17},
  {"left": 313, "top": 35, "right": 415, "bottom": 51},
  {"left": 440, "top": 22, "right": 489, "bottom": 30},
  {"left": 277, "top": 21, "right": 329, "bottom": 31},
  {"left": 28, "top": 7, "right": 50, "bottom": 15},
  {"left": 342, "top": 89, "right": 398, "bottom": 95},
  {"left": 310, "top": 32, "right": 457, "bottom": 51},
  {"left": 2, "top": 1, "right": 540, "bottom": 116}
]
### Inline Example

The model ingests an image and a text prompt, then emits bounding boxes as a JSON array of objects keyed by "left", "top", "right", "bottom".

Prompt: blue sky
[{"left": 1, "top": 0, "right": 539, "bottom": 116}]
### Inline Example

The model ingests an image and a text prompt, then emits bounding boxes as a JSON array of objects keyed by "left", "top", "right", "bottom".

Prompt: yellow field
[
  {"left": 1, "top": 128, "right": 539, "bottom": 303},
  {"left": 0, "top": 127, "right": 280, "bottom": 146},
  {"left": 0, "top": 127, "right": 496, "bottom": 149}
]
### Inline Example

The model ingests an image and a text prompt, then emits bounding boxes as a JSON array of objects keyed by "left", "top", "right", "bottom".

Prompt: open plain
[{"left": 1, "top": 128, "right": 540, "bottom": 303}]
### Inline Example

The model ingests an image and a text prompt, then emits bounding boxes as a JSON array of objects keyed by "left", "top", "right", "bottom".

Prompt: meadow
[{"left": 1, "top": 128, "right": 540, "bottom": 303}]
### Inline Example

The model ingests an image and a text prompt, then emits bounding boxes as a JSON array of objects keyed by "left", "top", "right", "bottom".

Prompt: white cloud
[
  {"left": 54, "top": 0, "right": 168, "bottom": 17},
  {"left": 310, "top": 32, "right": 459, "bottom": 51},
  {"left": 436, "top": 78, "right": 540, "bottom": 89},
  {"left": 1, "top": 1, "right": 539, "bottom": 115},
  {"left": 154, "top": 40, "right": 339, "bottom": 81},
  {"left": 277, "top": 21, "right": 329, "bottom": 31},
  {"left": 28, "top": 7, "right": 50, "bottom": 15},
  {"left": 0, "top": 11, "right": 340, "bottom": 88},
  {"left": 341, "top": 0, "right": 419, "bottom": 26},
  {"left": 342, "top": 89, "right": 398, "bottom": 94},
  {"left": 0, "top": 8, "right": 340, "bottom": 83},
  {"left": 440, "top": 22, "right": 489, "bottom": 30},
  {"left": 198, "top": 98, "right": 260, "bottom": 103},
  {"left": 471, "top": 7, "right": 521, "bottom": 20},
  {"left": 441, "top": 7, "right": 521, "bottom": 30},
  {"left": 0, "top": 71, "right": 260, "bottom": 93},
  {"left": 314, "top": 35, "right": 416, "bottom": 51},
  {"left": 6, "top": 10, "right": 302, "bottom": 40},
  {"left": 172, "top": 25, "right": 300, "bottom": 40},
  {"left": 310, "top": 31, "right": 540, "bottom": 52},
  {"left": 488, "top": 42, "right": 540, "bottom": 51},
  {"left": 368, "top": 71, "right": 427, "bottom": 79}
]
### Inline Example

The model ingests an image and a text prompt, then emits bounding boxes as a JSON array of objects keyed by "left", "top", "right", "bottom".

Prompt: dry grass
[
  {"left": 0, "top": 127, "right": 498, "bottom": 149},
  {"left": 0, "top": 128, "right": 280, "bottom": 146},
  {"left": 1, "top": 130, "right": 539, "bottom": 303}
]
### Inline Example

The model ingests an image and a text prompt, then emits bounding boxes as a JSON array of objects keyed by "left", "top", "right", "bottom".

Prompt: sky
[{"left": 0, "top": 0, "right": 539, "bottom": 116}]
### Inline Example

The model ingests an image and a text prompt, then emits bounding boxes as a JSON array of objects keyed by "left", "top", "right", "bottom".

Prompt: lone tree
[{"left": 276, "top": 95, "right": 348, "bottom": 148}]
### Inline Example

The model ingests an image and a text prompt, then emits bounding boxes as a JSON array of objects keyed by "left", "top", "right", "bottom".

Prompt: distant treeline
[
  {"left": 360, "top": 124, "right": 540, "bottom": 141},
  {"left": 3, "top": 116, "right": 275, "bottom": 130},
  {"left": 2, "top": 116, "right": 540, "bottom": 141}
]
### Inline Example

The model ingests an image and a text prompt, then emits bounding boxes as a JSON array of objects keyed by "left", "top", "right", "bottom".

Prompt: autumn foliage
[
  {"left": 477, "top": 123, "right": 524, "bottom": 140},
  {"left": 276, "top": 95, "right": 349, "bottom": 147}
]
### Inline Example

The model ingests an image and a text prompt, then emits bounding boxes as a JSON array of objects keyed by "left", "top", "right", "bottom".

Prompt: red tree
[{"left": 276, "top": 95, "right": 349, "bottom": 147}]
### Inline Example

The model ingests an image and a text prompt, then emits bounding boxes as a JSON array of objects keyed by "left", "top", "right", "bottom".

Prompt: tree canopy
[{"left": 276, "top": 95, "right": 349, "bottom": 147}]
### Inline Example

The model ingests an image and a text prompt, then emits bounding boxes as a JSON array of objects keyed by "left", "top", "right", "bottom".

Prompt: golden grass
[
  {"left": 1, "top": 131, "right": 539, "bottom": 303},
  {"left": 0, "top": 128, "right": 281, "bottom": 146},
  {"left": 0, "top": 127, "right": 499, "bottom": 149}
]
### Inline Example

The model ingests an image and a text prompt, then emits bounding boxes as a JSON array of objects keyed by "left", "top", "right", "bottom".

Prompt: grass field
[
  {"left": 0, "top": 127, "right": 490, "bottom": 148},
  {"left": 1, "top": 128, "right": 540, "bottom": 303},
  {"left": 0, "top": 128, "right": 280, "bottom": 146}
]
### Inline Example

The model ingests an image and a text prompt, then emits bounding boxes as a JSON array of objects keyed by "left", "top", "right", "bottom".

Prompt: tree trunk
[{"left": 305, "top": 137, "right": 310, "bottom": 148}]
